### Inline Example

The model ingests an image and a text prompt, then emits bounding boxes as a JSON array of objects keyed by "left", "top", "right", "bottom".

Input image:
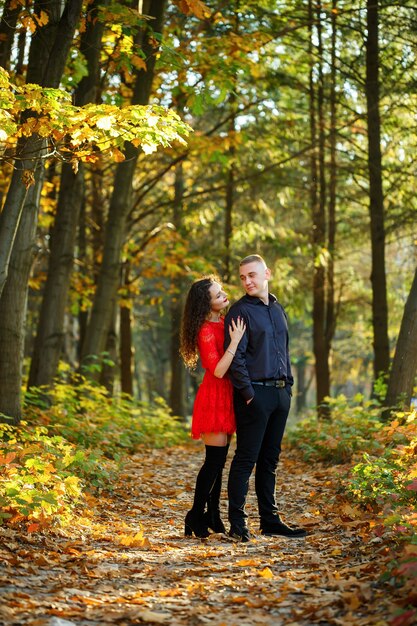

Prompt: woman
[{"left": 180, "top": 276, "right": 245, "bottom": 538}]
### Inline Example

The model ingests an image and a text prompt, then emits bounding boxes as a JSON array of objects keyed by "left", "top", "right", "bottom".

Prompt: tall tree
[
  {"left": 120, "top": 263, "right": 134, "bottom": 395},
  {"left": 307, "top": 0, "right": 336, "bottom": 414},
  {"left": 28, "top": 0, "right": 108, "bottom": 389},
  {"left": 311, "top": 0, "right": 330, "bottom": 414},
  {"left": 223, "top": 104, "right": 236, "bottom": 284},
  {"left": 169, "top": 161, "right": 186, "bottom": 417},
  {"left": 0, "top": 0, "right": 83, "bottom": 298},
  {"left": 365, "top": 0, "right": 390, "bottom": 384},
  {"left": 307, "top": 1, "right": 339, "bottom": 415},
  {"left": 80, "top": 0, "right": 167, "bottom": 368},
  {"left": 0, "top": 0, "right": 84, "bottom": 421}
]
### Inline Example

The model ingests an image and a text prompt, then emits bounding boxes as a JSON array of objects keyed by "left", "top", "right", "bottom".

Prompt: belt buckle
[{"left": 276, "top": 380, "right": 285, "bottom": 388}]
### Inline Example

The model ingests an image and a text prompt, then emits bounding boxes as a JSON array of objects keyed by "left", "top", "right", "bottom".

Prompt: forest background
[
  {"left": 1, "top": 0, "right": 417, "bottom": 620},
  {"left": 0, "top": 0, "right": 417, "bottom": 422}
]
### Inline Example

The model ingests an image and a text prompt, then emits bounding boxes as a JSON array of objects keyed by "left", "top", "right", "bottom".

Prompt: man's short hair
[{"left": 240, "top": 254, "right": 267, "bottom": 268}]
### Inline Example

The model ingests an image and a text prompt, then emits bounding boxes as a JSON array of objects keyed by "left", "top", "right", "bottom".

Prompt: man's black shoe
[
  {"left": 260, "top": 520, "right": 307, "bottom": 538},
  {"left": 228, "top": 526, "right": 251, "bottom": 542}
]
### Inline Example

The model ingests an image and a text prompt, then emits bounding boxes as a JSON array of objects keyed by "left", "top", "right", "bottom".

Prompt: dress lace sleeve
[{"left": 198, "top": 324, "right": 222, "bottom": 375}]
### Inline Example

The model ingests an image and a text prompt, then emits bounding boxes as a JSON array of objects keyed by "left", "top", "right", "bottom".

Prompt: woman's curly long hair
[{"left": 180, "top": 275, "right": 220, "bottom": 369}]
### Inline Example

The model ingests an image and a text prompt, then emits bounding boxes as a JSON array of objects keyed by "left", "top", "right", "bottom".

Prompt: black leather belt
[{"left": 252, "top": 380, "right": 286, "bottom": 388}]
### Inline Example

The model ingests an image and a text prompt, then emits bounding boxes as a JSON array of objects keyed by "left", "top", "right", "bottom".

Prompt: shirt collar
[{"left": 243, "top": 293, "right": 277, "bottom": 305}]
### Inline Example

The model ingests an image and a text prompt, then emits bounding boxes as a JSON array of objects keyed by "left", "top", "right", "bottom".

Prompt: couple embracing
[{"left": 180, "top": 254, "right": 307, "bottom": 543}]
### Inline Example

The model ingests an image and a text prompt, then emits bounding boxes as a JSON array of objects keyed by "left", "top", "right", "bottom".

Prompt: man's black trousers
[{"left": 227, "top": 384, "right": 291, "bottom": 528}]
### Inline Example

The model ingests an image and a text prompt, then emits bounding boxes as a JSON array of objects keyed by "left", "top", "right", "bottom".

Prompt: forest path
[{"left": 0, "top": 442, "right": 403, "bottom": 625}]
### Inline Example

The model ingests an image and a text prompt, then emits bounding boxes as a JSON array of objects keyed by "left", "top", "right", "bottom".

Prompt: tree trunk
[
  {"left": 309, "top": 1, "right": 339, "bottom": 418},
  {"left": 310, "top": 0, "right": 330, "bottom": 417},
  {"left": 99, "top": 304, "right": 118, "bottom": 393},
  {"left": 0, "top": 0, "right": 83, "bottom": 422},
  {"left": 0, "top": 142, "right": 33, "bottom": 298},
  {"left": 316, "top": 2, "right": 330, "bottom": 410},
  {"left": 326, "top": 0, "right": 337, "bottom": 361},
  {"left": 0, "top": 0, "right": 83, "bottom": 296},
  {"left": 384, "top": 267, "right": 417, "bottom": 411},
  {"left": 0, "top": 175, "right": 44, "bottom": 422},
  {"left": 0, "top": 0, "right": 82, "bottom": 297},
  {"left": 120, "top": 264, "right": 134, "bottom": 396},
  {"left": 80, "top": 146, "right": 137, "bottom": 367},
  {"left": 308, "top": 0, "right": 318, "bottom": 405},
  {"left": 224, "top": 164, "right": 234, "bottom": 284},
  {"left": 77, "top": 200, "right": 88, "bottom": 362},
  {"left": 81, "top": 0, "right": 167, "bottom": 368},
  {"left": 27, "top": 164, "right": 85, "bottom": 388},
  {"left": 170, "top": 292, "right": 185, "bottom": 416},
  {"left": 28, "top": 0, "right": 107, "bottom": 389},
  {"left": 27, "top": 0, "right": 82, "bottom": 87},
  {"left": 224, "top": 99, "right": 236, "bottom": 283},
  {"left": 169, "top": 160, "right": 185, "bottom": 417},
  {"left": 15, "top": 29, "right": 26, "bottom": 77},
  {"left": 0, "top": 0, "right": 21, "bottom": 70},
  {"left": 365, "top": 0, "right": 390, "bottom": 384},
  {"left": 295, "top": 356, "right": 309, "bottom": 414}
]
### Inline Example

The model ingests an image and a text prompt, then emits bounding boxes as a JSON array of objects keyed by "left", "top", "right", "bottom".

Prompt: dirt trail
[{"left": 0, "top": 442, "right": 401, "bottom": 625}]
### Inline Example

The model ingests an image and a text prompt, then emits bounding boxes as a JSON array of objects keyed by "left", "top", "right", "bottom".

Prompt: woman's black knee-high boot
[
  {"left": 205, "top": 444, "right": 229, "bottom": 533},
  {"left": 185, "top": 444, "right": 229, "bottom": 538}
]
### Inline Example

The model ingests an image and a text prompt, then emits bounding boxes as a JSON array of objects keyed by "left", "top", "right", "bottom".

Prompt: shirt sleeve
[
  {"left": 281, "top": 304, "right": 294, "bottom": 386},
  {"left": 224, "top": 306, "right": 254, "bottom": 401},
  {"left": 198, "top": 324, "right": 222, "bottom": 375},
  {"left": 286, "top": 340, "right": 294, "bottom": 386}
]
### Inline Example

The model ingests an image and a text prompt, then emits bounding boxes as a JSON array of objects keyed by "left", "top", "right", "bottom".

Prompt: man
[{"left": 224, "top": 254, "right": 307, "bottom": 542}]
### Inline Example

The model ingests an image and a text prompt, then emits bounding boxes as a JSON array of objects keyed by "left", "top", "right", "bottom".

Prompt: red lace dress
[{"left": 191, "top": 318, "right": 236, "bottom": 439}]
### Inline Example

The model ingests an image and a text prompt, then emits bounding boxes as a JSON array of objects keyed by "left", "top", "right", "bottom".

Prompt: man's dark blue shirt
[{"left": 224, "top": 293, "right": 294, "bottom": 401}]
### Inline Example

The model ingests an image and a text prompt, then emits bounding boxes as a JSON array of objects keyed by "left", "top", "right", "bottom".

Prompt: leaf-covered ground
[{"left": 0, "top": 442, "right": 408, "bottom": 625}]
